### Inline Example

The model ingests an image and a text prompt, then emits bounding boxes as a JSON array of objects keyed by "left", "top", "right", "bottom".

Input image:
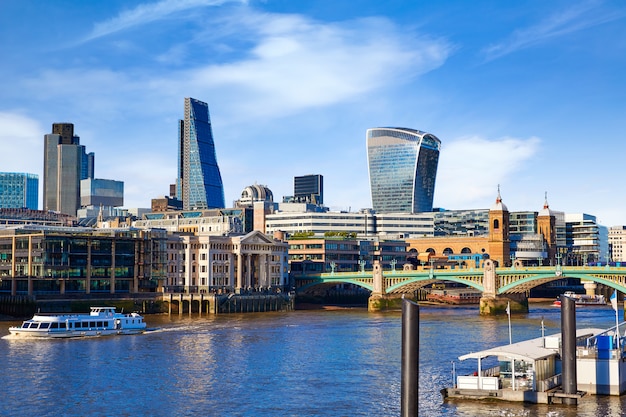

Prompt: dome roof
[{"left": 239, "top": 184, "right": 273, "bottom": 205}]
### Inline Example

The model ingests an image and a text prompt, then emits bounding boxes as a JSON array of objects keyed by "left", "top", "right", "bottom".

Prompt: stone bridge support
[
  {"left": 368, "top": 261, "right": 403, "bottom": 311},
  {"left": 479, "top": 259, "right": 528, "bottom": 315}
]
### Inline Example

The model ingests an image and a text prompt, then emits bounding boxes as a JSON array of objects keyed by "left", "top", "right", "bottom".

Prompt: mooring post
[
  {"left": 560, "top": 294, "right": 577, "bottom": 405},
  {"left": 401, "top": 298, "right": 419, "bottom": 416}
]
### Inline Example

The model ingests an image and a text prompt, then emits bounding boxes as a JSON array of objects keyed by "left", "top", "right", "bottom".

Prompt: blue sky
[{"left": 1, "top": 0, "right": 626, "bottom": 225}]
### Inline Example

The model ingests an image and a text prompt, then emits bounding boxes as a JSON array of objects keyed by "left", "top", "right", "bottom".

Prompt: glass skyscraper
[
  {"left": 366, "top": 127, "right": 441, "bottom": 214},
  {"left": 177, "top": 97, "right": 225, "bottom": 210},
  {"left": 0, "top": 172, "right": 39, "bottom": 210}
]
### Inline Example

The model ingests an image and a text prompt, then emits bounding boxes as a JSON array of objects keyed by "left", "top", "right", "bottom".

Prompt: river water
[{"left": 0, "top": 303, "right": 624, "bottom": 416}]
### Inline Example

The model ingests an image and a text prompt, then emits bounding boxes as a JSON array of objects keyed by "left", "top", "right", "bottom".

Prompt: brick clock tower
[
  {"left": 488, "top": 187, "right": 510, "bottom": 266},
  {"left": 537, "top": 192, "right": 557, "bottom": 265}
]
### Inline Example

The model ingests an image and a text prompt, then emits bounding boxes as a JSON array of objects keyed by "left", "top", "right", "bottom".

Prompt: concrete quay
[{"left": 163, "top": 291, "right": 296, "bottom": 315}]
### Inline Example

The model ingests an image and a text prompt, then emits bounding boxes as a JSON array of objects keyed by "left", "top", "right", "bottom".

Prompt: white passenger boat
[{"left": 8, "top": 307, "right": 146, "bottom": 338}]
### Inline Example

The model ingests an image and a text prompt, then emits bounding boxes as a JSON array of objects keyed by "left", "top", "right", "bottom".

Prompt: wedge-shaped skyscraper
[
  {"left": 177, "top": 97, "right": 225, "bottom": 210},
  {"left": 366, "top": 127, "right": 441, "bottom": 213}
]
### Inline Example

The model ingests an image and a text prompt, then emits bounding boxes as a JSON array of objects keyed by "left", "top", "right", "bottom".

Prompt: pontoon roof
[{"left": 458, "top": 328, "right": 605, "bottom": 362}]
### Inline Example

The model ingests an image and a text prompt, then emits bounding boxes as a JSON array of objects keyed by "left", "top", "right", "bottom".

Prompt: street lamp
[{"left": 358, "top": 259, "right": 366, "bottom": 274}]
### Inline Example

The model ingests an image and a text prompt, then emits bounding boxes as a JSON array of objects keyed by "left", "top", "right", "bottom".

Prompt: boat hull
[{"left": 8, "top": 328, "right": 145, "bottom": 338}]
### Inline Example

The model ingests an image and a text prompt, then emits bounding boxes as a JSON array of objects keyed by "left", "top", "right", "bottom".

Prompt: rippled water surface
[{"left": 1, "top": 303, "right": 625, "bottom": 416}]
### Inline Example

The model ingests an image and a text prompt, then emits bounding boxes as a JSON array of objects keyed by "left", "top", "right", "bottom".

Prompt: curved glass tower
[
  {"left": 177, "top": 97, "right": 225, "bottom": 210},
  {"left": 366, "top": 127, "right": 441, "bottom": 213}
]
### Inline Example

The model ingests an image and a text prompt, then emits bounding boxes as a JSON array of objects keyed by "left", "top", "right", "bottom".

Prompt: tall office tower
[
  {"left": 177, "top": 97, "right": 225, "bottom": 210},
  {"left": 294, "top": 174, "right": 323, "bottom": 204},
  {"left": 43, "top": 123, "right": 93, "bottom": 216},
  {"left": 0, "top": 172, "right": 39, "bottom": 210},
  {"left": 366, "top": 127, "right": 441, "bottom": 213}
]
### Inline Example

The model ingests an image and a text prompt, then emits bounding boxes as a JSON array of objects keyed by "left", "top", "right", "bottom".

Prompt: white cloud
[
  {"left": 182, "top": 15, "right": 452, "bottom": 120},
  {"left": 482, "top": 1, "right": 626, "bottom": 61},
  {"left": 23, "top": 13, "right": 453, "bottom": 125},
  {"left": 434, "top": 135, "right": 541, "bottom": 208}
]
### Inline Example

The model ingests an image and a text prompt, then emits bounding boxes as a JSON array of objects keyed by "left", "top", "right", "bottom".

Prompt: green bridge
[{"left": 293, "top": 261, "right": 626, "bottom": 314}]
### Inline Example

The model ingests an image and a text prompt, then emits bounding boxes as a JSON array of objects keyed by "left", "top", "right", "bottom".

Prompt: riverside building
[
  {"left": 163, "top": 230, "right": 289, "bottom": 294},
  {"left": 366, "top": 127, "right": 441, "bottom": 213},
  {"left": 0, "top": 225, "right": 168, "bottom": 296}
]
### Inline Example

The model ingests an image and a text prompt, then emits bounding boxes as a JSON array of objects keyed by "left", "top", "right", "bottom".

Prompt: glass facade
[
  {"left": 80, "top": 178, "right": 124, "bottom": 207},
  {"left": 433, "top": 209, "right": 489, "bottom": 236},
  {"left": 367, "top": 127, "right": 440, "bottom": 213},
  {"left": 294, "top": 174, "right": 323, "bottom": 204},
  {"left": 178, "top": 97, "right": 225, "bottom": 210},
  {"left": 0, "top": 227, "right": 168, "bottom": 295},
  {"left": 0, "top": 172, "right": 38, "bottom": 210}
]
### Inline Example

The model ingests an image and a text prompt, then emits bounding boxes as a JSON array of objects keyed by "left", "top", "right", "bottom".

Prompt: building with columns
[{"left": 164, "top": 230, "right": 288, "bottom": 293}]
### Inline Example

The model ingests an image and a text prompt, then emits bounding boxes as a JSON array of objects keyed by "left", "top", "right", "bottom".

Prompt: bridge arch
[
  {"left": 296, "top": 278, "right": 374, "bottom": 293},
  {"left": 498, "top": 270, "right": 626, "bottom": 294},
  {"left": 386, "top": 277, "right": 484, "bottom": 293}
]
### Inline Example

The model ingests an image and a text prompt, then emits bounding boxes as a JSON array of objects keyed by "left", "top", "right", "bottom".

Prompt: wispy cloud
[
  {"left": 25, "top": 12, "right": 453, "bottom": 124},
  {"left": 79, "top": 0, "right": 244, "bottom": 44},
  {"left": 182, "top": 15, "right": 452, "bottom": 119},
  {"left": 482, "top": 1, "right": 626, "bottom": 61},
  {"left": 435, "top": 136, "right": 541, "bottom": 208}
]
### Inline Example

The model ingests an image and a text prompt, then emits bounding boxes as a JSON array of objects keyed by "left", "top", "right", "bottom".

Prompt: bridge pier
[
  {"left": 479, "top": 294, "right": 528, "bottom": 316},
  {"left": 368, "top": 294, "right": 405, "bottom": 311},
  {"left": 368, "top": 261, "right": 406, "bottom": 311}
]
